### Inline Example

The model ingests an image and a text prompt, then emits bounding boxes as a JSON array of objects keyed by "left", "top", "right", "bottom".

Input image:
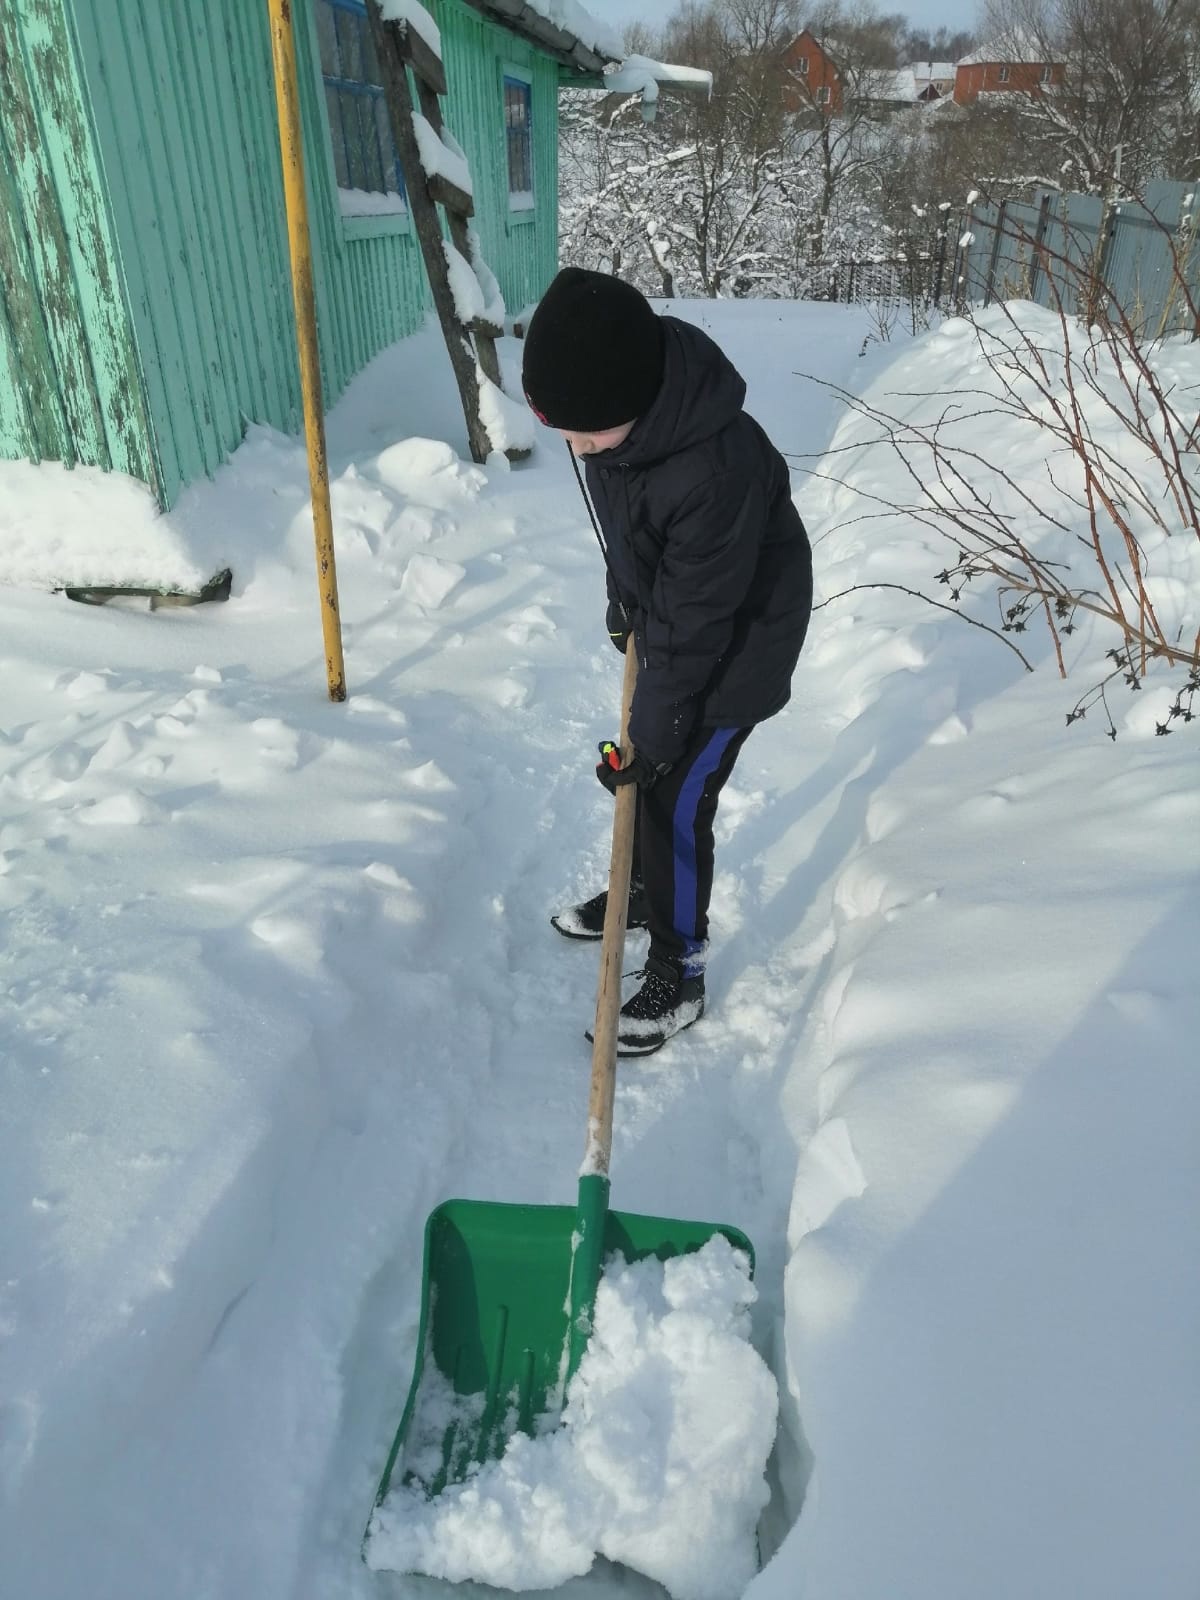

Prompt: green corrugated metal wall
[
  {"left": 1, "top": 0, "right": 563, "bottom": 509},
  {"left": 0, "top": 0, "right": 156, "bottom": 491},
  {"left": 431, "top": 0, "right": 560, "bottom": 317},
  {"left": 69, "top": 0, "right": 436, "bottom": 507}
]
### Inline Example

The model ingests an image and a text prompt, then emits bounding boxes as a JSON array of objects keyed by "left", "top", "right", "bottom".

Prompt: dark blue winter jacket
[{"left": 584, "top": 315, "right": 812, "bottom": 766}]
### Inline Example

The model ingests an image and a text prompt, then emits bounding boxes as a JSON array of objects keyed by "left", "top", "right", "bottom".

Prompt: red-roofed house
[
  {"left": 954, "top": 35, "right": 1065, "bottom": 104},
  {"left": 782, "top": 30, "right": 842, "bottom": 114}
]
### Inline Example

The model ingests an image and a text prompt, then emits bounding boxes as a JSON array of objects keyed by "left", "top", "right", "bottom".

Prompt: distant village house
[
  {"left": 953, "top": 36, "right": 1065, "bottom": 104},
  {"left": 781, "top": 34, "right": 958, "bottom": 116},
  {"left": 781, "top": 30, "right": 842, "bottom": 114}
]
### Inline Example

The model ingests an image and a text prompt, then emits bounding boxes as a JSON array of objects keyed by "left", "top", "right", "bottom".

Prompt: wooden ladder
[{"left": 366, "top": 3, "right": 528, "bottom": 463}]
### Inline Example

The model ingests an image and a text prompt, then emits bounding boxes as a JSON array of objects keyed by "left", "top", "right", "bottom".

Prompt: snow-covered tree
[
  {"left": 783, "top": 1, "right": 906, "bottom": 260},
  {"left": 558, "top": 0, "right": 891, "bottom": 300},
  {"left": 981, "top": 0, "right": 1200, "bottom": 196}
]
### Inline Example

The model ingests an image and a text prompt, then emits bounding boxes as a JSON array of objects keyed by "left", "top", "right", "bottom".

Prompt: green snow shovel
[{"left": 365, "top": 648, "right": 754, "bottom": 1532}]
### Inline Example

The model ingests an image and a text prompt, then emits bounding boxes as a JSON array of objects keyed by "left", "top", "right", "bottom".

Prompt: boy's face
[{"left": 558, "top": 420, "right": 636, "bottom": 457}]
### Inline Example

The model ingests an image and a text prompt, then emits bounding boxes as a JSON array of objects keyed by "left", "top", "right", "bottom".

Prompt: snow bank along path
[{"left": 1, "top": 302, "right": 1196, "bottom": 1600}]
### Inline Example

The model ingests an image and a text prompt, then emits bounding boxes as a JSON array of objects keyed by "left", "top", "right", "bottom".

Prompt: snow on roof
[
  {"left": 866, "top": 68, "right": 919, "bottom": 102},
  {"left": 517, "top": 0, "right": 623, "bottom": 62},
  {"left": 602, "top": 54, "right": 714, "bottom": 105},
  {"left": 910, "top": 60, "right": 955, "bottom": 80},
  {"left": 957, "top": 31, "right": 1051, "bottom": 65}
]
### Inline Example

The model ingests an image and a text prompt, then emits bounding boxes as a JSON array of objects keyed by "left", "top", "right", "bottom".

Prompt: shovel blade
[{"left": 370, "top": 1197, "right": 754, "bottom": 1510}]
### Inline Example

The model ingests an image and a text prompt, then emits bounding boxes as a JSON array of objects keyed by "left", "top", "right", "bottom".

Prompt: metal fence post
[
  {"left": 932, "top": 222, "right": 949, "bottom": 307},
  {"left": 1027, "top": 191, "right": 1052, "bottom": 303},
  {"left": 983, "top": 198, "right": 1008, "bottom": 307}
]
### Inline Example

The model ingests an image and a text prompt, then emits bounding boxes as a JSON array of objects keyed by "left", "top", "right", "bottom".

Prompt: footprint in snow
[
  {"left": 832, "top": 858, "right": 903, "bottom": 922},
  {"left": 487, "top": 675, "right": 531, "bottom": 710},
  {"left": 77, "top": 792, "right": 155, "bottom": 827},
  {"left": 398, "top": 553, "right": 466, "bottom": 611},
  {"left": 11, "top": 746, "right": 86, "bottom": 800},
  {"left": 401, "top": 760, "right": 455, "bottom": 793},
  {"left": 86, "top": 721, "right": 142, "bottom": 772},
  {"left": 250, "top": 913, "right": 324, "bottom": 970},
  {"left": 363, "top": 861, "right": 423, "bottom": 924},
  {"left": 251, "top": 717, "right": 302, "bottom": 769},
  {"left": 713, "top": 785, "right": 765, "bottom": 844},
  {"left": 504, "top": 605, "right": 558, "bottom": 646},
  {"left": 55, "top": 669, "right": 111, "bottom": 700},
  {"left": 928, "top": 712, "right": 970, "bottom": 745}
]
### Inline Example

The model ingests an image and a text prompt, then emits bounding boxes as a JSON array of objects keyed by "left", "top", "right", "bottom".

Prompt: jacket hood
[{"left": 594, "top": 316, "right": 747, "bottom": 465}]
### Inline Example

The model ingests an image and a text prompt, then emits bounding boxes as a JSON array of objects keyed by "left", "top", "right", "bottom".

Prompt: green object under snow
[{"left": 367, "top": 1179, "right": 754, "bottom": 1515}]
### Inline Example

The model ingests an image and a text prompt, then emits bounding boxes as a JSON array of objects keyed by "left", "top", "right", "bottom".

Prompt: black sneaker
[
  {"left": 551, "top": 881, "right": 649, "bottom": 940},
  {"left": 587, "top": 954, "right": 705, "bottom": 1057}
]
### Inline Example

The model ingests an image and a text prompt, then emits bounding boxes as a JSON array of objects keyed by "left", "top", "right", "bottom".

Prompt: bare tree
[
  {"left": 721, "top": 0, "right": 803, "bottom": 52},
  {"left": 797, "top": 219, "right": 1200, "bottom": 733},
  {"left": 648, "top": 1, "right": 805, "bottom": 294},
  {"left": 559, "top": 92, "right": 688, "bottom": 292},
  {"left": 788, "top": 1, "right": 906, "bottom": 259},
  {"left": 901, "top": 23, "right": 977, "bottom": 61},
  {"left": 982, "top": 0, "right": 1200, "bottom": 197},
  {"left": 622, "top": 21, "right": 660, "bottom": 56},
  {"left": 559, "top": 0, "right": 891, "bottom": 300}
]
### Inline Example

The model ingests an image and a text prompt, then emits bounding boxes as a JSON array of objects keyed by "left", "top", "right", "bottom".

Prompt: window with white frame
[
  {"left": 1039, "top": 63, "right": 1053, "bottom": 83},
  {"left": 316, "top": 0, "right": 407, "bottom": 217},
  {"left": 798, "top": 54, "right": 809, "bottom": 75},
  {"left": 504, "top": 74, "right": 534, "bottom": 210},
  {"left": 998, "top": 63, "right": 1011, "bottom": 82},
  {"left": 817, "top": 83, "right": 831, "bottom": 104}
]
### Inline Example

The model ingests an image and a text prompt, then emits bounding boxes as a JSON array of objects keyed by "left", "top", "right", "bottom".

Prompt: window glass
[
  {"left": 504, "top": 76, "right": 533, "bottom": 200},
  {"left": 319, "top": 0, "right": 406, "bottom": 205},
  {"left": 325, "top": 84, "right": 350, "bottom": 188},
  {"left": 316, "top": 3, "right": 338, "bottom": 76},
  {"left": 335, "top": 7, "right": 363, "bottom": 81}
]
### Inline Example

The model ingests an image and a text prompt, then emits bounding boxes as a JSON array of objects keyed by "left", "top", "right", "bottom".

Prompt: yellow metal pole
[{"left": 266, "top": 0, "right": 347, "bottom": 701}]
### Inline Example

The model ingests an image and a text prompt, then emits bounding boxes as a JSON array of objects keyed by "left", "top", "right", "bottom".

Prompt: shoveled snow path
[
  {"left": 293, "top": 310, "right": 877, "bottom": 1598},
  {"left": 4, "top": 302, "right": 1194, "bottom": 1600},
  {"left": 0, "top": 308, "right": 872, "bottom": 1600}
]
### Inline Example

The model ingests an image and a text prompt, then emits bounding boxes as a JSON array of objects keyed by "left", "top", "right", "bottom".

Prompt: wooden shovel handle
[{"left": 584, "top": 646, "right": 639, "bottom": 1178}]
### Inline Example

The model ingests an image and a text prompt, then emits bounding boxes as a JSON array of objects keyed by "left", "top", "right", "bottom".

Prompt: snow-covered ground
[{"left": 1, "top": 300, "right": 1196, "bottom": 1600}]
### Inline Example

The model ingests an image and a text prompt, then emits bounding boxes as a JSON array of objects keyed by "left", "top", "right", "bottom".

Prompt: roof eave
[{"left": 459, "top": 0, "right": 620, "bottom": 74}]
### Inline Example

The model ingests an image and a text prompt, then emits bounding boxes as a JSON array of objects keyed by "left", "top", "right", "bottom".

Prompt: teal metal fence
[{"left": 958, "top": 181, "right": 1200, "bottom": 339}]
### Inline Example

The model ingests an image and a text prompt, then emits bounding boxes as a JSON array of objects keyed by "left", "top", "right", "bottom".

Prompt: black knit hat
[{"left": 522, "top": 267, "right": 665, "bottom": 431}]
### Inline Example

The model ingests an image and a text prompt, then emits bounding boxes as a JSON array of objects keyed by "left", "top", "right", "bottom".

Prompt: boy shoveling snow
[{"left": 521, "top": 268, "right": 812, "bottom": 1056}]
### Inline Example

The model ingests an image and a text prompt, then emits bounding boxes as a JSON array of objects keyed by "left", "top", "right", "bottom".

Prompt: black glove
[
  {"left": 606, "top": 598, "right": 631, "bottom": 655},
  {"left": 595, "top": 741, "right": 671, "bottom": 793}
]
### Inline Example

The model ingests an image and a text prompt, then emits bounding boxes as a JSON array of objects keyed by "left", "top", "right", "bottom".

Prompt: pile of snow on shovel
[{"left": 366, "top": 1234, "right": 777, "bottom": 1600}]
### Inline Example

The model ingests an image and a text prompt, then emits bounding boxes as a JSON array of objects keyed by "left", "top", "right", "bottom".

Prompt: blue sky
[{"left": 599, "top": 0, "right": 970, "bottom": 43}]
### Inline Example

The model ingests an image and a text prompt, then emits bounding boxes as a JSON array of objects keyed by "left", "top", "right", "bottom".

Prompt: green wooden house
[{"left": 0, "top": 0, "right": 618, "bottom": 509}]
